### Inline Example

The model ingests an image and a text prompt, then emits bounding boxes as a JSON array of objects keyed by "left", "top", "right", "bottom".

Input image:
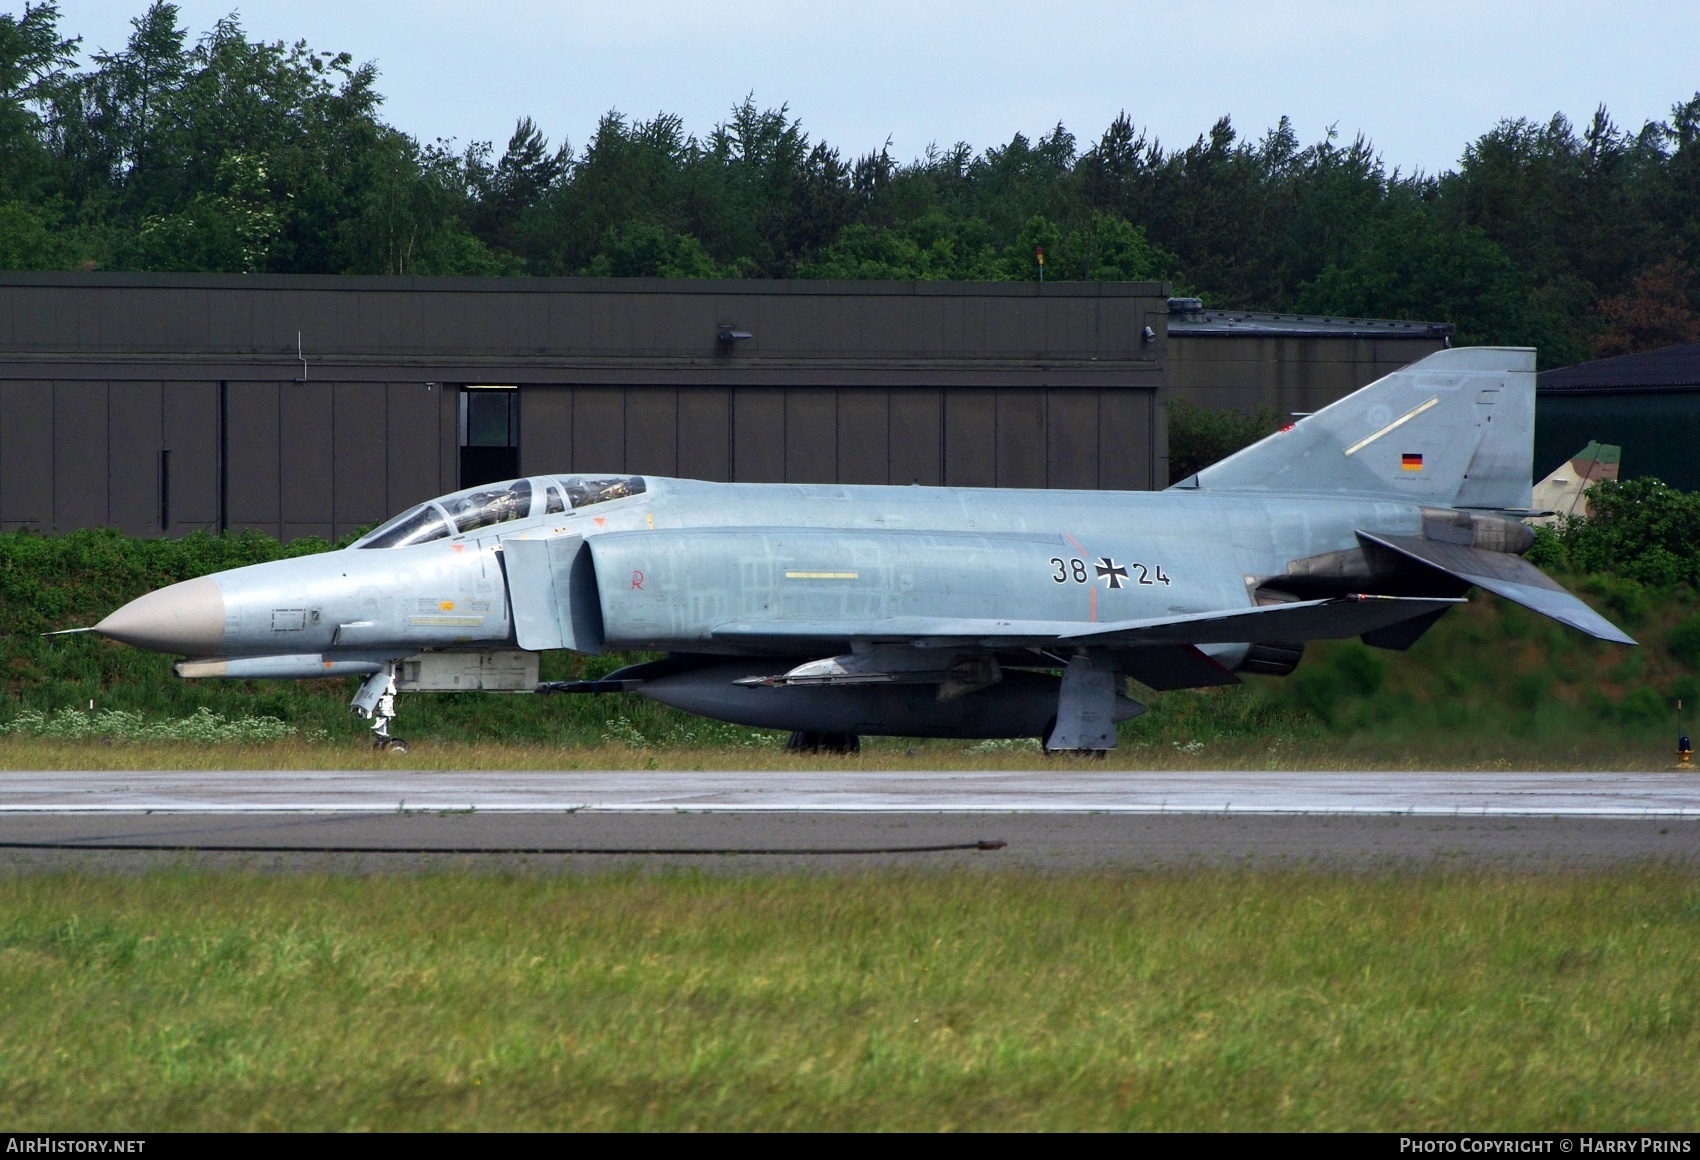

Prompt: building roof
[
  {"left": 1538, "top": 341, "right": 1700, "bottom": 393},
  {"left": 1164, "top": 298, "right": 1453, "bottom": 339}
]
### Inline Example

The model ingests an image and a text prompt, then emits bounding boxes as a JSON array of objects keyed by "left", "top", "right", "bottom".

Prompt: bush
[
  {"left": 1538, "top": 479, "right": 1700, "bottom": 587},
  {"left": 1167, "top": 401, "right": 1280, "bottom": 483},
  {"left": 1668, "top": 615, "right": 1700, "bottom": 669},
  {"left": 1615, "top": 686, "right": 1670, "bottom": 728}
]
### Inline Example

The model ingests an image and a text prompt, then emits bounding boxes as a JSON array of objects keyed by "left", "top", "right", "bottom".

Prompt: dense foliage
[
  {"left": 1166, "top": 399, "right": 1280, "bottom": 483},
  {"left": 3, "top": 3, "right": 1698, "bottom": 365},
  {"left": 1528, "top": 478, "right": 1700, "bottom": 587}
]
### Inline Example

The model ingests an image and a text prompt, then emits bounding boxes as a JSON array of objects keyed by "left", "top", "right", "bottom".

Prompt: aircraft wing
[
  {"left": 709, "top": 594, "right": 1465, "bottom": 650},
  {"left": 1357, "top": 532, "right": 1635, "bottom": 645}
]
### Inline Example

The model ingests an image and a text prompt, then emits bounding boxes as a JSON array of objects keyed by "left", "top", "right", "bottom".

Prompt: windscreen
[
  {"left": 354, "top": 504, "right": 452, "bottom": 549},
  {"left": 441, "top": 479, "right": 533, "bottom": 534},
  {"left": 560, "top": 475, "right": 645, "bottom": 508}
]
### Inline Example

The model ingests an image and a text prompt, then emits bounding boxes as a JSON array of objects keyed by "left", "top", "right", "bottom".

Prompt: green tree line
[{"left": 4, "top": 2, "right": 1699, "bottom": 366}]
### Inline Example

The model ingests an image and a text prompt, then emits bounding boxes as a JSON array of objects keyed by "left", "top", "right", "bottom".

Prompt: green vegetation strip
[{"left": 0, "top": 868, "right": 1696, "bottom": 1130}]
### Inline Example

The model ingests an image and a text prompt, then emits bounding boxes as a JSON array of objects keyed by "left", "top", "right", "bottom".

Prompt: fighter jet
[{"left": 85, "top": 347, "right": 1632, "bottom": 753}]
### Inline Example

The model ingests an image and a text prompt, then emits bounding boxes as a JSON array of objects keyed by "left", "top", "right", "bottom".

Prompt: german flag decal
[{"left": 1401, "top": 453, "right": 1424, "bottom": 471}]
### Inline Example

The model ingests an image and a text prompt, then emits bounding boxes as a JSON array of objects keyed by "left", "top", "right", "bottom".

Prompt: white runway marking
[{"left": 0, "top": 770, "right": 1697, "bottom": 817}]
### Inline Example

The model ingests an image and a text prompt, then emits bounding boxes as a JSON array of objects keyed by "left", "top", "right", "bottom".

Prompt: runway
[
  {"left": 0, "top": 769, "right": 1697, "bottom": 816},
  {"left": 0, "top": 769, "right": 1694, "bottom": 871}
]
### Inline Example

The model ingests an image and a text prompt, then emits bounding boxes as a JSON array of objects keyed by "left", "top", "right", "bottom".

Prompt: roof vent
[{"left": 1167, "top": 297, "right": 1204, "bottom": 314}]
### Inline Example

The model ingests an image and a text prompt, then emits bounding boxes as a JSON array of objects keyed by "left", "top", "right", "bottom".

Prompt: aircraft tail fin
[{"left": 1172, "top": 346, "right": 1536, "bottom": 510}]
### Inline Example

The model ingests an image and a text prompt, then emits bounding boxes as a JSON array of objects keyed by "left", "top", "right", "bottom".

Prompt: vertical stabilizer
[{"left": 1173, "top": 347, "right": 1536, "bottom": 510}]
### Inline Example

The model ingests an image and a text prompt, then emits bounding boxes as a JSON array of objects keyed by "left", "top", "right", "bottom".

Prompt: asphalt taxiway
[
  {"left": 0, "top": 770, "right": 1694, "bottom": 872},
  {"left": 2, "top": 769, "right": 1697, "bottom": 815}
]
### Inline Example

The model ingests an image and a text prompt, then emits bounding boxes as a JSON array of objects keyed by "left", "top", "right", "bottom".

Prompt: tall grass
[{"left": 0, "top": 868, "right": 1695, "bottom": 1130}]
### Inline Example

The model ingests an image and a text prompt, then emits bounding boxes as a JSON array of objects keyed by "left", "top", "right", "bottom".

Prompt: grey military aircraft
[{"left": 84, "top": 346, "right": 1633, "bottom": 753}]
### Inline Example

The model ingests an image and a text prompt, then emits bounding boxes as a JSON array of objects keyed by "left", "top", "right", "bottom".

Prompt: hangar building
[
  {"left": 1163, "top": 299, "right": 1452, "bottom": 416},
  {"left": 0, "top": 273, "right": 1450, "bottom": 541},
  {"left": 1535, "top": 341, "right": 1700, "bottom": 489}
]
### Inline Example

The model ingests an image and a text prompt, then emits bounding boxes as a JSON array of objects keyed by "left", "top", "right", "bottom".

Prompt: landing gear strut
[
  {"left": 787, "top": 731, "right": 861, "bottom": 755},
  {"left": 1042, "top": 650, "right": 1145, "bottom": 754},
  {"left": 352, "top": 665, "right": 408, "bottom": 754}
]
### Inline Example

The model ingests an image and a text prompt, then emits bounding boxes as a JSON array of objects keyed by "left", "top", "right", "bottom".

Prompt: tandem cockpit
[{"left": 351, "top": 475, "right": 648, "bottom": 549}]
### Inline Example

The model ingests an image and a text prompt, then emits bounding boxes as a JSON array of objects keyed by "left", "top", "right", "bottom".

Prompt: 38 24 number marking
[{"left": 1049, "top": 556, "right": 1170, "bottom": 588}]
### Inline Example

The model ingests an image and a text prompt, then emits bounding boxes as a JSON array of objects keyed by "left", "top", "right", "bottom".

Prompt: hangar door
[{"left": 518, "top": 385, "right": 1158, "bottom": 491}]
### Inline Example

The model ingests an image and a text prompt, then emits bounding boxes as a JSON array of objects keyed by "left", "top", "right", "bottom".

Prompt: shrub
[
  {"left": 1668, "top": 615, "right": 1700, "bottom": 669},
  {"left": 1539, "top": 479, "right": 1700, "bottom": 587},
  {"left": 1167, "top": 401, "right": 1280, "bottom": 483},
  {"left": 1333, "top": 646, "right": 1386, "bottom": 697}
]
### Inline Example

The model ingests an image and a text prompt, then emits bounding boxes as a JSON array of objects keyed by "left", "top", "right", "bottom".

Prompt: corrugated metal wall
[
  {"left": 1167, "top": 335, "right": 1450, "bottom": 415},
  {"left": 520, "top": 385, "right": 1152, "bottom": 489},
  {"left": 0, "top": 275, "right": 1168, "bottom": 541},
  {"left": 0, "top": 378, "right": 456, "bottom": 541}
]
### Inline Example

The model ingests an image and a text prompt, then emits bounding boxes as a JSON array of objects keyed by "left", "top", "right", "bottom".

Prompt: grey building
[{"left": 0, "top": 274, "right": 1171, "bottom": 541}]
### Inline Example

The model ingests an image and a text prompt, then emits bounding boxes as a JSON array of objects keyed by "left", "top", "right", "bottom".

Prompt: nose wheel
[{"left": 352, "top": 665, "right": 410, "bottom": 755}]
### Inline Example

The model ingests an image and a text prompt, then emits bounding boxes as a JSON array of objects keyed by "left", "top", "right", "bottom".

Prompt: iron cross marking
[{"left": 1095, "top": 558, "right": 1128, "bottom": 589}]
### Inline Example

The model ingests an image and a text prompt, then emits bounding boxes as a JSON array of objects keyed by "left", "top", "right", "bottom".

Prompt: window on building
[{"left": 459, "top": 386, "right": 519, "bottom": 488}]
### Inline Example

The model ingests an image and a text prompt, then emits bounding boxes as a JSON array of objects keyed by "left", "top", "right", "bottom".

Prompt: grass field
[{"left": 0, "top": 868, "right": 1696, "bottom": 1131}]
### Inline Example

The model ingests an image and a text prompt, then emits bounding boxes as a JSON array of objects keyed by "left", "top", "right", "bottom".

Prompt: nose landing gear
[{"left": 352, "top": 665, "right": 409, "bottom": 754}]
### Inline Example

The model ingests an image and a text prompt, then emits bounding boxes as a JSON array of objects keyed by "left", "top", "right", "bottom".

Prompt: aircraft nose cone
[{"left": 94, "top": 576, "right": 226, "bottom": 655}]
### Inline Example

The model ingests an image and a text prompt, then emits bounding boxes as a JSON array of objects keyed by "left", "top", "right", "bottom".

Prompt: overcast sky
[{"left": 62, "top": 1, "right": 1700, "bottom": 176}]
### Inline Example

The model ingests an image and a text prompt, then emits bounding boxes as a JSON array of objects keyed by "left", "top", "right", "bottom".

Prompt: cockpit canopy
[{"left": 352, "top": 475, "right": 646, "bottom": 549}]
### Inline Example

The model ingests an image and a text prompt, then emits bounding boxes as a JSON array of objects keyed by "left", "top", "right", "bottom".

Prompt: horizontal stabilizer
[
  {"left": 710, "top": 595, "right": 1464, "bottom": 651},
  {"left": 1358, "top": 532, "right": 1636, "bottom": 645}
]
